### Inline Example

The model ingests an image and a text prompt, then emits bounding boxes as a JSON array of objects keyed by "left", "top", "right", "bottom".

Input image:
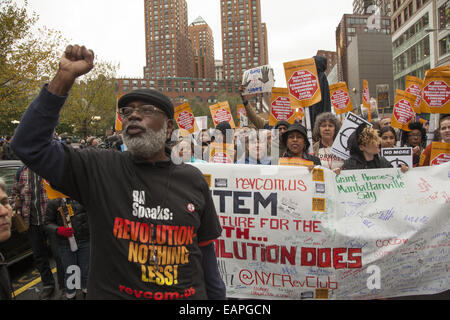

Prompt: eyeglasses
[{"left": 119, "top": 105, "right": 165, "bottom": 118}]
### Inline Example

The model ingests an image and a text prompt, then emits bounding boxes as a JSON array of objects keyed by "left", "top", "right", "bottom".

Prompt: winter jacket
[
  {"left": 44, "top": 198, "right": 90, "bottom": 245},
  {"left": 282, "top": 150, "right": 322, "bottom": 166},
  {"left": 11, "top": 166, "right": 48, "bottom": 227},
  {"left": 342, "top": 125, "right": 392, "bottom": 170}
]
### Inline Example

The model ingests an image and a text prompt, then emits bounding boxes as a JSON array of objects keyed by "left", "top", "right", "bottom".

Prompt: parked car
[{"left": 0, "top": 160, "right": 32, "bottom": 266}]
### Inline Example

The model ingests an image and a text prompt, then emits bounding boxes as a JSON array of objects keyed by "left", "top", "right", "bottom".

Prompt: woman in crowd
[
  {"left": 379, "top": 126, "right": 397, "bottom": 149},
  {"left": 44, "top": 198, "right": 90, "bottom": 300},
  {"left": 312, "top": 112, "right": 344, "bottom": 172},
  {"left": 419, "top": 114, "right": 450, "bottom": 166},
  {"left": 400, "top": 122, "right": 427, "bottom": 167},
  {"left": 281, "top": 123, "right": 321, "bottom": 168},
  {"left": 342, "top": 123, "right": 407, "bottom": 172}
]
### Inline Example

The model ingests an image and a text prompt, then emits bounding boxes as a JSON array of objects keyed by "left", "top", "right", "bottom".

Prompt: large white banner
[{"left": 191, "top": 162, "right": 450, "bottom": 300}]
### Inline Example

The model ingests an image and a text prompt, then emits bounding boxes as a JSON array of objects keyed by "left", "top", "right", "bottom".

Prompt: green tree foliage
[
  {"left": 0, "top": 0, "right": 64, "bottom": 135},
  {"left": 57, "top": 60, "right": 118, "bottom": 138}
]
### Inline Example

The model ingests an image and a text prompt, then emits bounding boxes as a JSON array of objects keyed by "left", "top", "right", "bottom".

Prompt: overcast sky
[{"left": 14, "top": 0, "right": 354, "bottom": 86}]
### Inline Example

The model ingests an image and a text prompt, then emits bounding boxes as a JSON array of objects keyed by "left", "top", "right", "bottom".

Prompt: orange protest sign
[
  {"left": 208, "top": 142, "right": 235, "bottom": 164},
  {"left": 269, "top": 87, "right": 296, "bottom": 126},
  {"left": 115, "top": 95, "right": 123, "bottom": 132},
  {"left": 295, "top": 108, "right": 305, "bottom": 122},
  {"left": 405, "top": 76, "right": 423, "bottom": 114},
  {"left": 43, "top": 179, "right": 68, "bottom": 200},
  {"left": 278, "top": 157, "right": 314, "bottom": 167},
  {"left": 284, "top": 58, "right": 322, "bottom": 109},
  {"left": 391, "top": 90, "right": 417, "bottom": 131},
  {"left": 362, "top": 80, "right": 370, "bottom": 108},
  {"left": 329, "top": 82, "right": 353, "bottom": 115},
  {"left": 362, "top": 80, "right": 371, "bottom": 121},
  {"left": 430, "top": 142, "right": 450, "bottom": 166},
  {"left": 209, "top": 101, "right": 236, "bottom": 128},
  {"left": 175, "top": 102, "right": 199, "bottom": 134},
  {"left": 421, "top": 69, "right": 450, "bottom": 114}
]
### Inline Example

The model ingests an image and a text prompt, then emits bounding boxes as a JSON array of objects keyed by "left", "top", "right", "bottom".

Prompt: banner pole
[{"left": 305, "top": 108, "right": 313, "bottom": 154}]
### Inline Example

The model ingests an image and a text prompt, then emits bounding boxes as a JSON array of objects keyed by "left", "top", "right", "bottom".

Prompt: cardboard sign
[
  {"left": 284, "top": 58, "right": 322, "bottom": 109},
  {"left": 405, "top": 75, "right": 424, "bottom": 114},
  {"left": 115, "top": 95, "right": 123, "bottom": 132},
  {"left": 391, "top": 90, "right": 416, "bottom": 131},
  {"left": 329, "top": 82, "right": 353, "bottom": 115},
  {"left": 241, "top": 65, "right": 275, "bottom": 95},
  {"left": 269, "top": 87, "right": 296, "bottom": 126},
  {"left": 381, "top": 147, "right": 413, "bottom": 168},
  {"left": 195, "top": 116, "right": 208, "bottom": 131},
  {"left": 208, "top": 142, "right": 235, "bottom": 164},
  {"left": 331, "top": 112, "right": 372, "bottom": 160},
  {"left": 421, "top": 69, "right": 450, "bottom": 114},
  {"left": 175, "top": 102, "right": 199, "bottom": 134},
  {"left": 294, "top": 108, "right": 305, "bottom": 122},
  {"left": 430, "top": 141, "right": 450, "bottom": 166},
  {"left": 209, "top": 101, "right": 236, "bottom": 128},
  {"left": 278, "top": 158, "right": 314, "bottom": 167},
  {"left": 43, "top": 179, "right": 68, "bottom": 200}
]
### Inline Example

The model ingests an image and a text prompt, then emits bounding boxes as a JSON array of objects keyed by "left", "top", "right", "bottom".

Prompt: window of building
[{"left": 439, "top": 35, "right": 450, "bottom": 57}]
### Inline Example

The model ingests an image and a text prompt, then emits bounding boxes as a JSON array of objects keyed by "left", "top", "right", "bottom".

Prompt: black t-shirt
[{"left": 53, "top": 146, "right": 222, "bottom": 300}]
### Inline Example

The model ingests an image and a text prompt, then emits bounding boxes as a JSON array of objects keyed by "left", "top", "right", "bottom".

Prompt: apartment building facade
[
  {"left": 220, "top": 0, "right": 268, "bottom": 80},
  {"left": 189, "top": 16, "right": 216, "bottom": 79},
  {"left": 391, "top": 0, "right": 450, "bottom": 91},
  {"left": 143, "top": 0, "right": 193, "bottom": 78}
]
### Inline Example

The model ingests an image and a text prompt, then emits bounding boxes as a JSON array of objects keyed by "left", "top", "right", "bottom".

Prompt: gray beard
[{"left": 123, "top": 122, "right": 167, "bottom": 159}]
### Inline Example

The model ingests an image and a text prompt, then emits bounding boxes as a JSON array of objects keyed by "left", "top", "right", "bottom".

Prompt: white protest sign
[
  {"left": 195, "top": 116, "right": 208, "bottom": 131},
  {"left": 191, "top": 162, "right": 450, "bottom": 300},
  {"left": 381, "top": 147, "right": 413, "bottom": 168},
  {"left": 242, "top": 65, "right": 275, "bottom": 95},
  {"left": 331, "top": 112, "right": 372, "bottom": 160}
]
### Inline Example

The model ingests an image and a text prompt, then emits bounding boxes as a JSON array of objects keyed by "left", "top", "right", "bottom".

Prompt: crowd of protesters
[{"left": 0, "top": 42, "right": 448, "bottom": 302}]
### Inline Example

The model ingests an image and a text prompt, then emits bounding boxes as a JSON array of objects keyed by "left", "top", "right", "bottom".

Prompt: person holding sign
[
  {"left": 44, "top": 198, "right": 90, "bottom": 300},
  {"left": 342, "top": 124, "right": 408, "bottom": 173},
  {"left": 10, "top": 44, "right": 224, "bottom": 300},
  {"left": 281, "top": 123, "right": 321, "bottom": 169},
  {"left": 419, "top": 114, "right": 450, "bottom": 166}
]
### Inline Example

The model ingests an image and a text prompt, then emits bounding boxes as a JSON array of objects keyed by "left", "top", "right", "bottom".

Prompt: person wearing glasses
[
  {"left": 11, "top": 44, "right": 225, "bottom": 300},
  {"left": 400, "top": 122, "right": 427, "bottom": 167}
]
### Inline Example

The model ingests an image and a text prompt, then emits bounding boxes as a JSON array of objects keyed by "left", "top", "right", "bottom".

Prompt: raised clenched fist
[{"left": 59, "top": 45, "right": 95, "bottom": 79}]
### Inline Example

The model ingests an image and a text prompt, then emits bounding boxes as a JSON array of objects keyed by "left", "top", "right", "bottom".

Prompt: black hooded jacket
[
  {"left": 309, "top": 56, "right": 331, "bottom": 129},
  {"left": 342, "top": 125, "right": 392, "bottom": 170}
]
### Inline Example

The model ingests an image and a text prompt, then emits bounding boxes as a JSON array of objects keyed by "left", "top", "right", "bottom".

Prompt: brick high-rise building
[
  {"left": 220, "top": 0, "right": 268, "bottom": 80},
  {"left": 143, "top": 0, "right": 193, "bottom": 78},
  {"left": 189, "top": 16, "right": 216, "bottom": 79}
]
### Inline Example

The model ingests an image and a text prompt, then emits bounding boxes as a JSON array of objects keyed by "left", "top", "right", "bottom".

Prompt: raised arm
[
  {"left": 239, "top": 85, "right": 268, "bottom": 129},
  {"left": 11, "top": 45, "right": 95, "bottom": 186}
]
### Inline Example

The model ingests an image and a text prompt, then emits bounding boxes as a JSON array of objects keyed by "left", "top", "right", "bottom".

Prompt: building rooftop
[{"left": 190, "top": 16, "right": 207, "bottom": 26}]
